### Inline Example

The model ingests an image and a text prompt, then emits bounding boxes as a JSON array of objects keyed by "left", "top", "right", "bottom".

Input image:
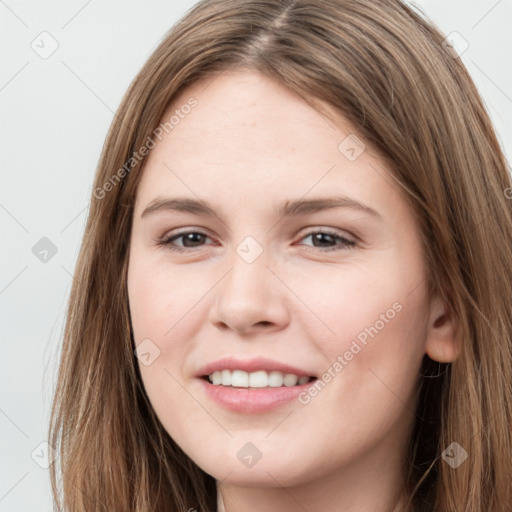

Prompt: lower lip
[{"left": 197, "top": 377, "right": 315, "bottom": 413}]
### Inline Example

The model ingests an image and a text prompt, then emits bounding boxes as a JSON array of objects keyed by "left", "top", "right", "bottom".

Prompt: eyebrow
[{"left": 141, "top": 195, "right": 383, "bottom": 220}]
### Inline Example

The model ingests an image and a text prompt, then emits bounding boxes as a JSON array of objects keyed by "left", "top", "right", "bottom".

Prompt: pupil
[
  {"left": 314, "top": 233, "right": 333, "bottom": 246},
  {"left": 184, "top": 233, "right": 203, "bottom": 247}
]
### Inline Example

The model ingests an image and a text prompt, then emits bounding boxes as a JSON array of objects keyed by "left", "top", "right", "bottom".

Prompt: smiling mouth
[{"left": 201, "top": 369, "right": 317, "bottom": 388}]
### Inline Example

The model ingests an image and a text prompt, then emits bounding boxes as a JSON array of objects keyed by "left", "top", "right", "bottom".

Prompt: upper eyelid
[{"left": 162, "top": 228, "right": 214, "bottom": 241}]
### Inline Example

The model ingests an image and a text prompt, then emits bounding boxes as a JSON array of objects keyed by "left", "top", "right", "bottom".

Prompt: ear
[{"left": 425, "top": 294, "right": 461, "bottom": 363}]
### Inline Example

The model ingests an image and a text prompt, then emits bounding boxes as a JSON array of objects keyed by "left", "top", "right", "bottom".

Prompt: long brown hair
[{"left": 48, "top": 1, "right": 512, "bottom": 510}]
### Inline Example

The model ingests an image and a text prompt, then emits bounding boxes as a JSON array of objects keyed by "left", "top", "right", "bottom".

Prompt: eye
[
  {"left": 297, "top": 229, "right": 356, "bottom": 252},
  {"left": 157, "top": 228, "right": 356, "bottom": 253},
  {"left": 158, "top": 230, "right": 214, "bottom": 252}
]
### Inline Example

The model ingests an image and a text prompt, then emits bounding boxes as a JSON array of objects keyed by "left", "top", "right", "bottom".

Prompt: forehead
[
  {"left": 166, "top": 70, "right": 337, "bottom": 156},
  {"left": 133, "top": 69, "right": 407, "bottom": 224}
]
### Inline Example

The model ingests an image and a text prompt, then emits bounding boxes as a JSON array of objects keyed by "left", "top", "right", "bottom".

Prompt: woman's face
[{"left": 127, "top": 70, "right": 435, "bottom": 489}]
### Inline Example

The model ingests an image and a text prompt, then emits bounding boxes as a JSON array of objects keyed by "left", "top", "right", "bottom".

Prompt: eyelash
[{"left": 157, "top": 229, "right": 356, "bottom": 253}]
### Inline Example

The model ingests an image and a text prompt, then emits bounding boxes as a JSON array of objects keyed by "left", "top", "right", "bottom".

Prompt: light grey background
[{"left": 1, "top": 1, "right": 511, "bottom": 510}]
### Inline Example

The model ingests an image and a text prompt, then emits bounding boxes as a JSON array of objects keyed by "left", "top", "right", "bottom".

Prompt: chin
[{"left": 191, "top": 449, "right": 319, "bottom": 488}]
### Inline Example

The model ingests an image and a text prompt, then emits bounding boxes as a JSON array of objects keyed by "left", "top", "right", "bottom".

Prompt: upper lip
[{"left": 195, "top": 357, "right": 316, "bottom": 378}]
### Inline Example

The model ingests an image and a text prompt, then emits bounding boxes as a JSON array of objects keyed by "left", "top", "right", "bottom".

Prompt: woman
[{"left": 49, "top": 1, "right": 512, "bottom": 510}]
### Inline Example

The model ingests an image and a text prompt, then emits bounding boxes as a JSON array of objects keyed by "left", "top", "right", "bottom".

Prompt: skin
[{"left": 127, "top": 70, "right": 459, "bottom": 512}]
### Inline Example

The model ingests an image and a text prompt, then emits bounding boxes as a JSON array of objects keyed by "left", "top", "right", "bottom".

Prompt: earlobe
[{"left": 425, "top": 295, "right": 461, "bottom": 363}]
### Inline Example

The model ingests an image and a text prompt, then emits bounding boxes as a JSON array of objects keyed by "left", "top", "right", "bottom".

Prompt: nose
[{"left": 208, "top": 245, "right": 290, "bottom": 336}]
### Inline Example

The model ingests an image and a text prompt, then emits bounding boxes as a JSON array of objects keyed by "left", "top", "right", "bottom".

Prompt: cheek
[
  {"left": 127, "top": 263, "right": 200, "bottom": 445},
  {"left": 288, "top": 256, "right": 429, "bottom": 406},
  {"left": 286, "top": 254, "right": 428, "bottom": 351},
  {"left": 127, "top": 258, "right": 208, "bottom": 411},
  {"left": 127, "top": 254, "right": 204, "bottom": 342}
]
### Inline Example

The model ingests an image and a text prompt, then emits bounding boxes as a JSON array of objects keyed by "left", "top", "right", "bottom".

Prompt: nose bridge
[
  {"left": 210, "top": 234, "right": 288, "bottom": 333},
  {"left": 224, "top": 235, "right": 271, "bottom": 300}
]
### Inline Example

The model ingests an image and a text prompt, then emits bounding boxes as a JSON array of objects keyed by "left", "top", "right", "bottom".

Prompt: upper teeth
[{"left": 208, "top": 370, "right": 311, "bottom": 388}]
